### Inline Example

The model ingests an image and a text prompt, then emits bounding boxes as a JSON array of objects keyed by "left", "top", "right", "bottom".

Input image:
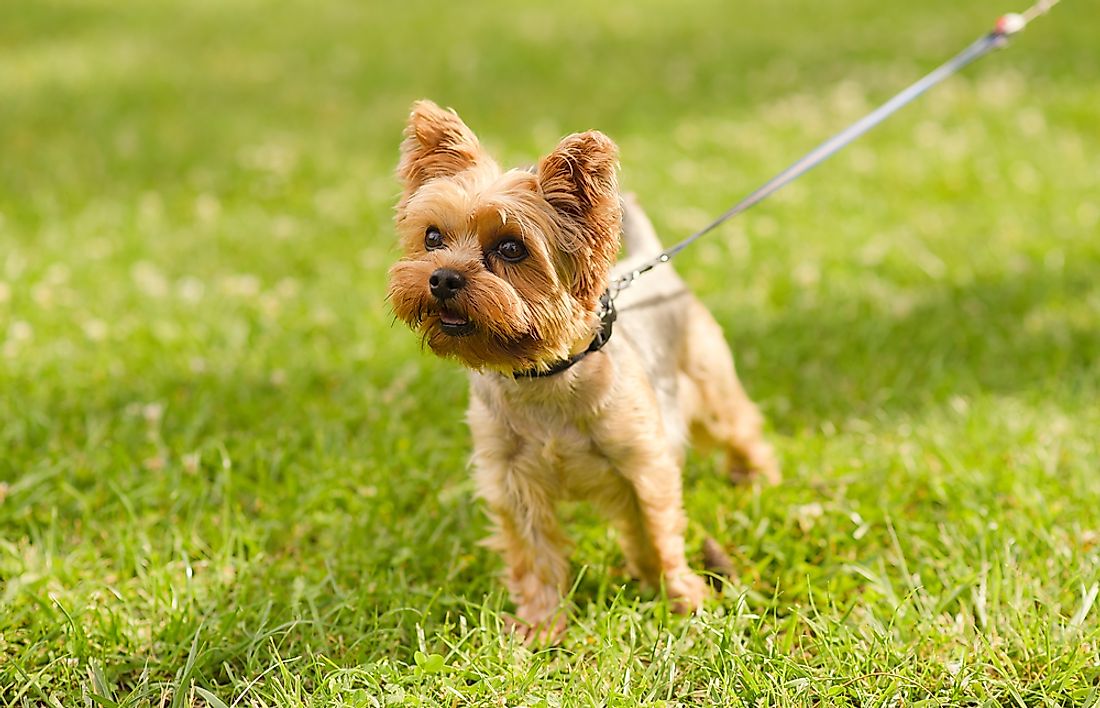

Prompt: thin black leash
[{"left": 608, "top": 0, "right": 1060, "bottom": 301}]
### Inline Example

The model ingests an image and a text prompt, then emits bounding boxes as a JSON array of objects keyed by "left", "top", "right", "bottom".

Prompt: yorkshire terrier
[{"left": 387, "top": 100, "right": 778, "bottom": 643}]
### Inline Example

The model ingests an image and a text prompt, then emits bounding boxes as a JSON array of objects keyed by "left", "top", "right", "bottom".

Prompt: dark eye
[
  {"left": 495, "top": 238, "right": 528, "bottom": 263},
  {"left": 424, "top": 227, "right": 444, "bottom": 250}
]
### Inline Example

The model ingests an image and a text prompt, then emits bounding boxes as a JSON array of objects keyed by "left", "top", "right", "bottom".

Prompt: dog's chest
[
  {"left": 471, "top": 366, "right": 626, "bottom": 499},
  {"left": 522, "top": 414, "right": 620, "bottom": 499}
]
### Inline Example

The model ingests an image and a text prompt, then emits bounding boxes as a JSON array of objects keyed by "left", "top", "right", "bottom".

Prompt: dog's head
[{"left": 387, "top": 100, "right": 621, "bottom": 373}]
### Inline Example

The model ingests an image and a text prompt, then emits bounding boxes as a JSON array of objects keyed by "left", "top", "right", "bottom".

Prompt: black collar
[{"left": 512, "top": 291, "right": 616, "bottom": 379}]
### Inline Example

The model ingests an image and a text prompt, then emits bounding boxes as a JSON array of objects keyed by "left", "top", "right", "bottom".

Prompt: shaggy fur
[{"left": 387, "top": 100, "right": 778, "bottom": 643}]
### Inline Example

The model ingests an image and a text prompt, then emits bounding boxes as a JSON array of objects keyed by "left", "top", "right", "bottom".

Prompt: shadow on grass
[{"left": 722, "top": 261, "right": 1100, "bottom": 431}]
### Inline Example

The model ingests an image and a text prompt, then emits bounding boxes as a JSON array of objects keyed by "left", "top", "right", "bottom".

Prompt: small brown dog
[{"left": 387, "top": 100, "right": 778, "bottom": 642}]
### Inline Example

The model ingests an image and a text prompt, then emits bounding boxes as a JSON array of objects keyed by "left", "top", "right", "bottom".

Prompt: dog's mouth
[{"left": 437, "top": 309, "right": 474, "bottom": 337}]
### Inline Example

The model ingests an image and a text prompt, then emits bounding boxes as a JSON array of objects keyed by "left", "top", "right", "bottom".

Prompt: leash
[{"left": 608, "top": 0, "right": 1060, "bottom": 300}]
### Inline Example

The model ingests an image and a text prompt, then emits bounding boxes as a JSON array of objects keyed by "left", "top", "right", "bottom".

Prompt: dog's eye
[
  {"left": 424, "top": 227, "right": 445, "bottom": 250},
  {"left": 495, "top": 238, "right": 527, "bottom": 263}
]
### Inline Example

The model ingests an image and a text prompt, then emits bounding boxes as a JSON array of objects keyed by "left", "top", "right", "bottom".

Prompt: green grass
[{"left": 2, "top": 0, "right": 1099, "bottom": 704}]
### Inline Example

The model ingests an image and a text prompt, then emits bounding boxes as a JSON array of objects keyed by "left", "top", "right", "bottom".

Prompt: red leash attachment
[{"left": 995, "top": 13, "right": 1028, "bottom": 36}]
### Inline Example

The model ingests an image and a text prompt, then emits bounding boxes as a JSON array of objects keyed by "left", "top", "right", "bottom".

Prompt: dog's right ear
[
  {"left": 537, "top": 130, "right": 621, "bottom": 309},
  {"left": 398, "top": 100, "right": 483, "bottom": 197}
]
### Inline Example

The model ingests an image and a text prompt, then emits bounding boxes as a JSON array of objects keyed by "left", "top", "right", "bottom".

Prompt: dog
[{"left": 387, "top": 100, "right": 778, "bottom": 643}]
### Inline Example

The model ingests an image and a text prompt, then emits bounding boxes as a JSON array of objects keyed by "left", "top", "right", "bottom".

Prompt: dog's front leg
[
  {"left": 468, "top": 396, "right": 570, "bottom": 644},
  {"left": 595, "top": 390, "right": 709, "bottom": 614},
  {"left": 615, "top": 447, "right": 709, "bottom": 614}
]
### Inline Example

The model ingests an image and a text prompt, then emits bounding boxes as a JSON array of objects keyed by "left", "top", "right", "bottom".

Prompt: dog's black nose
[{"left": 429, "top": 268, "right": 465, "bottom": 301}]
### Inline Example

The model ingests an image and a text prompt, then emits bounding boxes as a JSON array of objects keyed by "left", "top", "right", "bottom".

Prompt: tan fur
[{"left": 387, "top": 101, "right": 778, "bottom": 643}]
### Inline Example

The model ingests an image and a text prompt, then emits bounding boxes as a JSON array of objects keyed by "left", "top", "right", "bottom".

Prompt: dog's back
[{"left": 612, "top": 197, "right": 778, "bottom": 481}]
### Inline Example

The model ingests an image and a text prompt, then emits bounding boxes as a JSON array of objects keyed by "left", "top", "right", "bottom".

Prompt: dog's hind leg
[{"left": 678, "top": 299, "right": 780, "bottom": 485}]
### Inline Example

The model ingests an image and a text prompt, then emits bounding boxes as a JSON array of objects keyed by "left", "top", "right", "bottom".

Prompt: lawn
[{"left": 2, "top": 0, "right": 1099, "bottom": 704}]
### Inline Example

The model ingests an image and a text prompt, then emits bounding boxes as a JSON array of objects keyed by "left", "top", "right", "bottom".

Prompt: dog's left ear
[
  {"left": 537, "top": 131, "right": 622, "bottom": 308},
  {"left": 398, "top": 100, "right": 484, "bottom": 200}
]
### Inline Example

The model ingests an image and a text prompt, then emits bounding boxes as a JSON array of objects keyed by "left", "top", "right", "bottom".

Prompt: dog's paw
[
  {"left": 666, "top": 570, "right": 709, "bottom": 614},
  {"left": 502, "top": 610, "right": 567, "bottom": 647},
  {"left": 728, "top": 443, "right": 781, "bottom": 486}
]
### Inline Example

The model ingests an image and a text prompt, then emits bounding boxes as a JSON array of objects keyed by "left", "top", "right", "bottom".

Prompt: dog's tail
[{"left": 620, "top": 193, "right": 663, "bottom": 258}]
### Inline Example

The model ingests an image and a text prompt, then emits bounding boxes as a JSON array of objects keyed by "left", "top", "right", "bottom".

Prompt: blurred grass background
[{"left": 1, "top": 0, "right": 1098, "bottom": 704}]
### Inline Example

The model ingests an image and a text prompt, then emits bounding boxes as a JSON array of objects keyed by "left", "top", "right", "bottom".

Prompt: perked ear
[
  {"left": 398, "top": 100, "right": 483, "bottom": 197},
  {"left": 537, "top": 131, "right": 622, "bottom": 308}
]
